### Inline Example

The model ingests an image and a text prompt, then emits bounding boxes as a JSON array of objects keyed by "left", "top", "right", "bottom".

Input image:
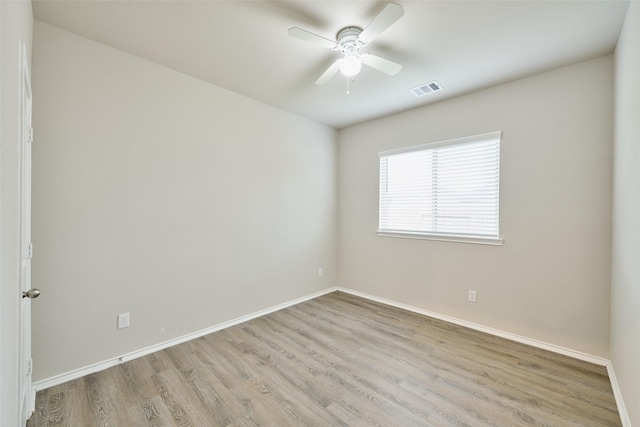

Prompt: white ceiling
[{"left": 32, "top": 0, "right": 630, "bottom": 129}]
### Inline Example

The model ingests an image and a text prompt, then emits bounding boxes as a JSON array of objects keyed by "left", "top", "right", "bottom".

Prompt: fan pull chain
[{"left": 346, "top": 77, "right": 350, "bottom": 95}]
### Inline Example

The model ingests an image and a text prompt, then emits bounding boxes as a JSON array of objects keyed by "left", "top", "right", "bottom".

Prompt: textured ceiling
[{"left": 32, "top": 0, "right": 630, "bottom": 129}]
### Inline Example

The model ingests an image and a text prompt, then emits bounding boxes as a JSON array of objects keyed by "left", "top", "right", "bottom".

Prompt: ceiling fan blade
[
  {"left": 362, "top": 53, "right": 402, "bottom": 76},
  {"left": 288, "top": 27, "right": 338, "bottom": 50},
  {"left": 357, "top": 3, "right": 404, "bottom": 45},
  {"left": 315, "top": 61, "right": 340, "bottom": 85}
]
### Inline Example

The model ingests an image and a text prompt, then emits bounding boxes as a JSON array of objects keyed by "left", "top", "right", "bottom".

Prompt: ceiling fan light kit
[
  {"left": 335, "top": 27, "right": 364, "bottom": 77},
  {"left": 338, "top": 55, "right": 362, "bottom": 77},
  {"left": 288, "top": 3, "right": 404, "bottom": 87}
]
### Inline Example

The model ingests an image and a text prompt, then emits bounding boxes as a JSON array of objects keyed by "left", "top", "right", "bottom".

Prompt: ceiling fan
[{"left": 288, "top": 3, "right": 404, "bottom": 85}]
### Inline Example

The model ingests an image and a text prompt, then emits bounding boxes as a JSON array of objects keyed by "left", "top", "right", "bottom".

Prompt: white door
[{"left": 19, "top": 42, "right": 36, "bottom": 426}]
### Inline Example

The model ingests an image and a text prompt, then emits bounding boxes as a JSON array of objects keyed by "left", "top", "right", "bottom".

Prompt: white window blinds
[{"left": 379, "top": 132, "right": 501, "bottom": 241}]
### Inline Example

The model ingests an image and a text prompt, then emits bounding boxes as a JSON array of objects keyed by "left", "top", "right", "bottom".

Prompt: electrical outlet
[
  {"left": 117, "top": 313, "right": 130, "bottom": 329},
  {"left": 318, "top": 268, "right": 323, "bottom": 277},
  {"left": 468, "top": 290, "right": 477, "bottom": 303}
]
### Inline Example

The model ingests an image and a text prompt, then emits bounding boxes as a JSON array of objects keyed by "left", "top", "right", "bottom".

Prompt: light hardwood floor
[{"left": 28, "top": 292, "right": 621, "bottom": 426}]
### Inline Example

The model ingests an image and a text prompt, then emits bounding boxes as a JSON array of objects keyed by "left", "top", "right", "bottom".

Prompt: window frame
[{"left": 377, "top": 131, "right": 503, "bottom": 246}]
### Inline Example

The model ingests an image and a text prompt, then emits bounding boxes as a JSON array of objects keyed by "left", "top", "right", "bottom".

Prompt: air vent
[{"left": 410, "top": 80, "right": 443, "bottom": 97}]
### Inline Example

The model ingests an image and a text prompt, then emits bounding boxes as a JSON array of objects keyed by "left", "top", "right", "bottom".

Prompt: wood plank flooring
[{"left": 28, "top": 292, "right": 622, "bottom": 426}]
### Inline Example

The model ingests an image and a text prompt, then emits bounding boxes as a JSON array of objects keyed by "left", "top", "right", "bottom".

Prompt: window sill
[{"left": 377, "top": 231, "right": 504, "bottom": 246}]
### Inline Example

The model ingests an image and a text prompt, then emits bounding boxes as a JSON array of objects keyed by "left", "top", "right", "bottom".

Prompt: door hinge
[
  {"left": 28, "top": 127, "right": 34, "bottom": 144},
  {"left": 28, "top": 243, "right": 33, "bottom": 259},
  {"left": 27, "top": 358, "right": 33, "bottom": 375}
]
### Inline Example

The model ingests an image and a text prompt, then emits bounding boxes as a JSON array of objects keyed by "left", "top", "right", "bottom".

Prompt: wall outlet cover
[
  {"left": 468, "top": 290, "right": 477, "bottom": 303},
  {"left": 117, "top": 313, "right": 130, "bottom": 329}
]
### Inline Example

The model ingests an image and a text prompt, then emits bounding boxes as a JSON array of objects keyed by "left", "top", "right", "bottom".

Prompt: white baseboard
[
  {"left": 33, "top": 286, "right": 338, "bottom": 392},
  {"left": 337, "top": 288, "right": 637, "bottom": 423},
  {"left": 606, "top": 362, "right": 632, "bottom": 427},
  {"left": 34, "top": 285, "right": 630, "bottom": 426},
  {"left": 336, "top": 287, "right": 610, "bottom": 366}
]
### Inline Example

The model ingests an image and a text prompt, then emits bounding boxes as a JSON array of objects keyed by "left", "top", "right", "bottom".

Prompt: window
[{"left": 378, "top": 131, "right": 502, "bottom": 245}]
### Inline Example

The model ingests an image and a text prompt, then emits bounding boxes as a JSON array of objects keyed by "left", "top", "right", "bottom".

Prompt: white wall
[
  {"left": 28, "top": 13, "right": 636, "bottom": 422},
  {"left": 0, "top": 1, "right": 33, "bottom": 425},
  {"left": 31, "top": 22, "right": 337, "bottom": 382},
  {"left": 338, "top": 56, "right": 613, "bottom": 358},
  {"left": 611, "top": 2, "right": 640, "bottom": 425}
]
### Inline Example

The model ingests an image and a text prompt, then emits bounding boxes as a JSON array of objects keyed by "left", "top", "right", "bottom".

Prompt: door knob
[{"left": 22, "top": 289, "right": 40, "bottom": 299}]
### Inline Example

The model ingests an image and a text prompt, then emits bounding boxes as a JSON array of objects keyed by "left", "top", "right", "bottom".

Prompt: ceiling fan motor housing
[{"left": 336, "top": 26, "right": 364, "bottom": 56}]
